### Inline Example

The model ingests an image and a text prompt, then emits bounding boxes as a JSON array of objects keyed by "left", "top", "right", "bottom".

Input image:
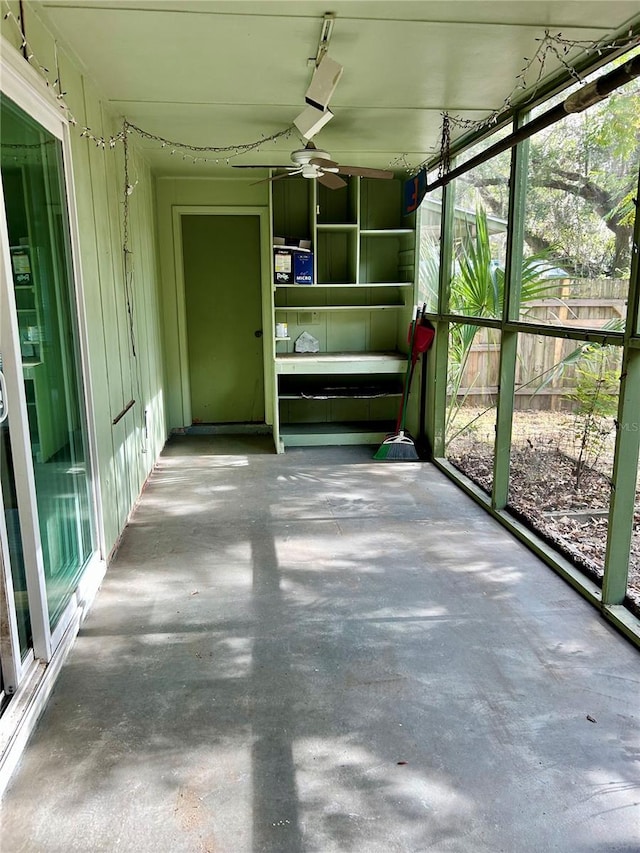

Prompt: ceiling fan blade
[
  {"left": 233, "top": 165, "right": 296, "bottom": 169},
  {"left": 335, "top": 165, "right": 394, "bottom": 179},
  {"left": 317, "top": 171, "right": 347, "bottom": 190},
  {"left": 309, "top": 157, "right": 339, "bottom": 173},
  {"left": 309, "top": 156, "right": 337, "bottom": 167},
  {"left": 250, "top": 169, "right": 303, "bottom": 186}
]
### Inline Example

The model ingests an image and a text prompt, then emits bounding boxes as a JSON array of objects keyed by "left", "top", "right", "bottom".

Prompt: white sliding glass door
[{"left": 0, "top": 63, "right": 97, "bottom": 703}]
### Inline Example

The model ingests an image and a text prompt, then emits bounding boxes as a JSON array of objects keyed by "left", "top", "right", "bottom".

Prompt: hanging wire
[
  {"left": 121, "top": 123, "right": 152, "bottom": 452},
  {"left": 122, "top": 124, "right": 137, "bottom": 361}
]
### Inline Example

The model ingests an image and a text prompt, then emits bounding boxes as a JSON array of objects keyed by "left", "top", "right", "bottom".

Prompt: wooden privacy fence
[{"left": 453, "top": 279, "right": 626, "bottom": 410}]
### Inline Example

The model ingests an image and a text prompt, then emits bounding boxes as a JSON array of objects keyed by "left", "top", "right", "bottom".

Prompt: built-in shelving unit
[{"left": 270, "top": 175, "right": 416, "bottom": 450}]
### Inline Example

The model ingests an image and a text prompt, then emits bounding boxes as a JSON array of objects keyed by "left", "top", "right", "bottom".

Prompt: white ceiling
[{"left": 33, "top": 1, "right": 640, "bottom": 177}]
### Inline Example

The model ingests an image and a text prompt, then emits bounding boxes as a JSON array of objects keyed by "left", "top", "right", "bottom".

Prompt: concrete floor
[{"left": 1, "top": 436, "right": 639, "bottom": 853}]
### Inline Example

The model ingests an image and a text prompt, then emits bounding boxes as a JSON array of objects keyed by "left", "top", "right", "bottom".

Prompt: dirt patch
[{"left": 446, "top": 408, "right": 640, "bottom": 616}]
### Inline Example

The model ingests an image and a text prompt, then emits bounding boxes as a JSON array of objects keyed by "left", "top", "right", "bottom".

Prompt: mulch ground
[{"left": 446, "top": 410, "right": 640, "bottom": 616}]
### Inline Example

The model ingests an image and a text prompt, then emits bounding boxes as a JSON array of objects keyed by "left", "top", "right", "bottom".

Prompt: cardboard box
[
  {"left": 274, "top": 247, "right": 314, "bottom": 284},
  {"left": 274, "top": 236, "right": 312, "bottom": 251},
  {"left": 274, "top": 247, "right": 294, "bottom": 284},
  {"left": 293, "top": 250, "right": 313, "bottom": 285},
  {"left": 10, "top": 246, "right": 32, "bottom": 286}
]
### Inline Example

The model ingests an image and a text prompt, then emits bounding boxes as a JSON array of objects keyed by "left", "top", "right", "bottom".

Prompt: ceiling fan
[{"left": 232, "top": 142, "right": 394, "bottom": 190}]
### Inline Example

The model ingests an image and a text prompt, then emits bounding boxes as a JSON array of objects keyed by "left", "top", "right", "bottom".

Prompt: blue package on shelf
[{"left": 294, "top": 251, "right": 313, "bottom": 285}]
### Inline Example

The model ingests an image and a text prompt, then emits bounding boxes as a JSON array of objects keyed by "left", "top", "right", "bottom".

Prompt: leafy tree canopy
[{"left": 455, "top": 56, "right": 639, "bottom": 279}]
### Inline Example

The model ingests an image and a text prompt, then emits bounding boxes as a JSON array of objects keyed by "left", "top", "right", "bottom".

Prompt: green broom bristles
[
  {"left": 373, "top": 429, "right": 419, "bottom": 461},
  {"left": 375, "top": 304, "right": 423, "bottom": 462}
]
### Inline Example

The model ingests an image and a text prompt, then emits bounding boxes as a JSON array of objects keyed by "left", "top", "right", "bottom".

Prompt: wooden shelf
[
  {"left": 275, "top": 304, "right": 403, "bottom": 312},
  {"left": 360, "top": 229, "right": 414, "bottom": 236},
  {"left": 275, "top": 352, "right": 406, "bottom": 375},
  {"left": 278, "top": 376, "right": 403, "bottom": 400},
  {"left": 280, "top": 421, "right": 395, "bottom": 447},
  {"left": 279, "top": 391, "right": 402, "bottom": 400},
  {"left": 316, "top": 223, "right": 358, "bottom": 231},
  {"left": 275, "top": 282, "right": 413, "bottom": 289}
]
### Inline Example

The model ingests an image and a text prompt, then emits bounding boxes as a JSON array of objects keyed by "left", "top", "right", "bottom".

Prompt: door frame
[{"left": 171, "top": 206, "right": 273, "bottom": 428}]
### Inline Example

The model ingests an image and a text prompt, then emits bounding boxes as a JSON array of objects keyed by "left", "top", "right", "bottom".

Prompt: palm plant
[
  {"left": 446, "top": 206, "right": 565, "bottom": 441},
  {"left": 418, "top": 231, "right": 440, "bottom": 309}
]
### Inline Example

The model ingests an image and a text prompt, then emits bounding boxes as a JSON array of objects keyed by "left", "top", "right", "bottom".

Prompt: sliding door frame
[{"left": 0, "top": 39, "right": 104, "bottom": 668}]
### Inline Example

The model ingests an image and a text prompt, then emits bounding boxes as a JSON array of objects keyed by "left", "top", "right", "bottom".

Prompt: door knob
[{"left": 254, "top": 329, "right": 263, "bottom": 338}]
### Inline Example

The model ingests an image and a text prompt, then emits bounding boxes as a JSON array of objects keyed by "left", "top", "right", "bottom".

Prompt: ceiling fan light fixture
[
  {"left": 293, "top": 105, "right": 334, "bottom": 140},
  {"left": 305, "top": 54, "right": 343, "bottom": 111},
  {"left": 291, "top": 145, "right": 330, "bottom": 166}
]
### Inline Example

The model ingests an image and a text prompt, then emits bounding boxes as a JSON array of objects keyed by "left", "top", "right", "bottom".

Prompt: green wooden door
[{"left": 182, "top": 215, "right": 264, "bottom": 423}]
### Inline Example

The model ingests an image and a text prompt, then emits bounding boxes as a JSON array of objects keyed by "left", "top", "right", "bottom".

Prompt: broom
[
  {"left": 374, "top": 306, "right": 421, "bottom": 461},
  {"left": 393, "top": 304, "right": 435, "bottom": 434}
]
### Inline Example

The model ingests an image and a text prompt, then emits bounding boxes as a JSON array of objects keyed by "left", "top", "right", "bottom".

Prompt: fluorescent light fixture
[
  {"left": 305, "top": 54, "right": 343, "bottom": 110},
  {"left": 293, "top": 105, "right": 334, "bottom": 140}
]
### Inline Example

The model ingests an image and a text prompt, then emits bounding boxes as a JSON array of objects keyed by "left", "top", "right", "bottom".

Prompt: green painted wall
[{"left": 1, "top": 8, "right": 167, "bottom": 559}]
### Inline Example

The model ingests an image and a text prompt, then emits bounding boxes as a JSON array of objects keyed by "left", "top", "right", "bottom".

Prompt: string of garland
[
  {"left": 122, "top": 125, "right": 136, "bottom": 361},
  {"left": 401, "top": 27, "right": 640, "bottom": 175},
  {"left": 5, "top": 0, "right": 638, "bottom": 443},
  {"left": 5, "top": 2, "right": 638, "bottom": 186},
  {"left": 121, "top": 121, "right": 147, "bottom": 449},
  {"left": 0, "top": 139, "right": 57, "bottom": 167},
  {"left": 1, "top": 141, "right": 56, "bottom": 149},
  {"left": 122, "top": 120, "right": 295, "bottom": 165},
  {"left": 444, "top": 28, "right": 639, "bottom": 134},
  {"left": 438, "top": 114, "right": 451, "bottom": 180},
  {"left": 2, "top": 3, "right": 296, "bottom": 160},
  {"left": 3, "top": 1, "right": 298, "bottom": 452},
  {"left": 2, "top": 4, "right": 67, "bottom": 103}
]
